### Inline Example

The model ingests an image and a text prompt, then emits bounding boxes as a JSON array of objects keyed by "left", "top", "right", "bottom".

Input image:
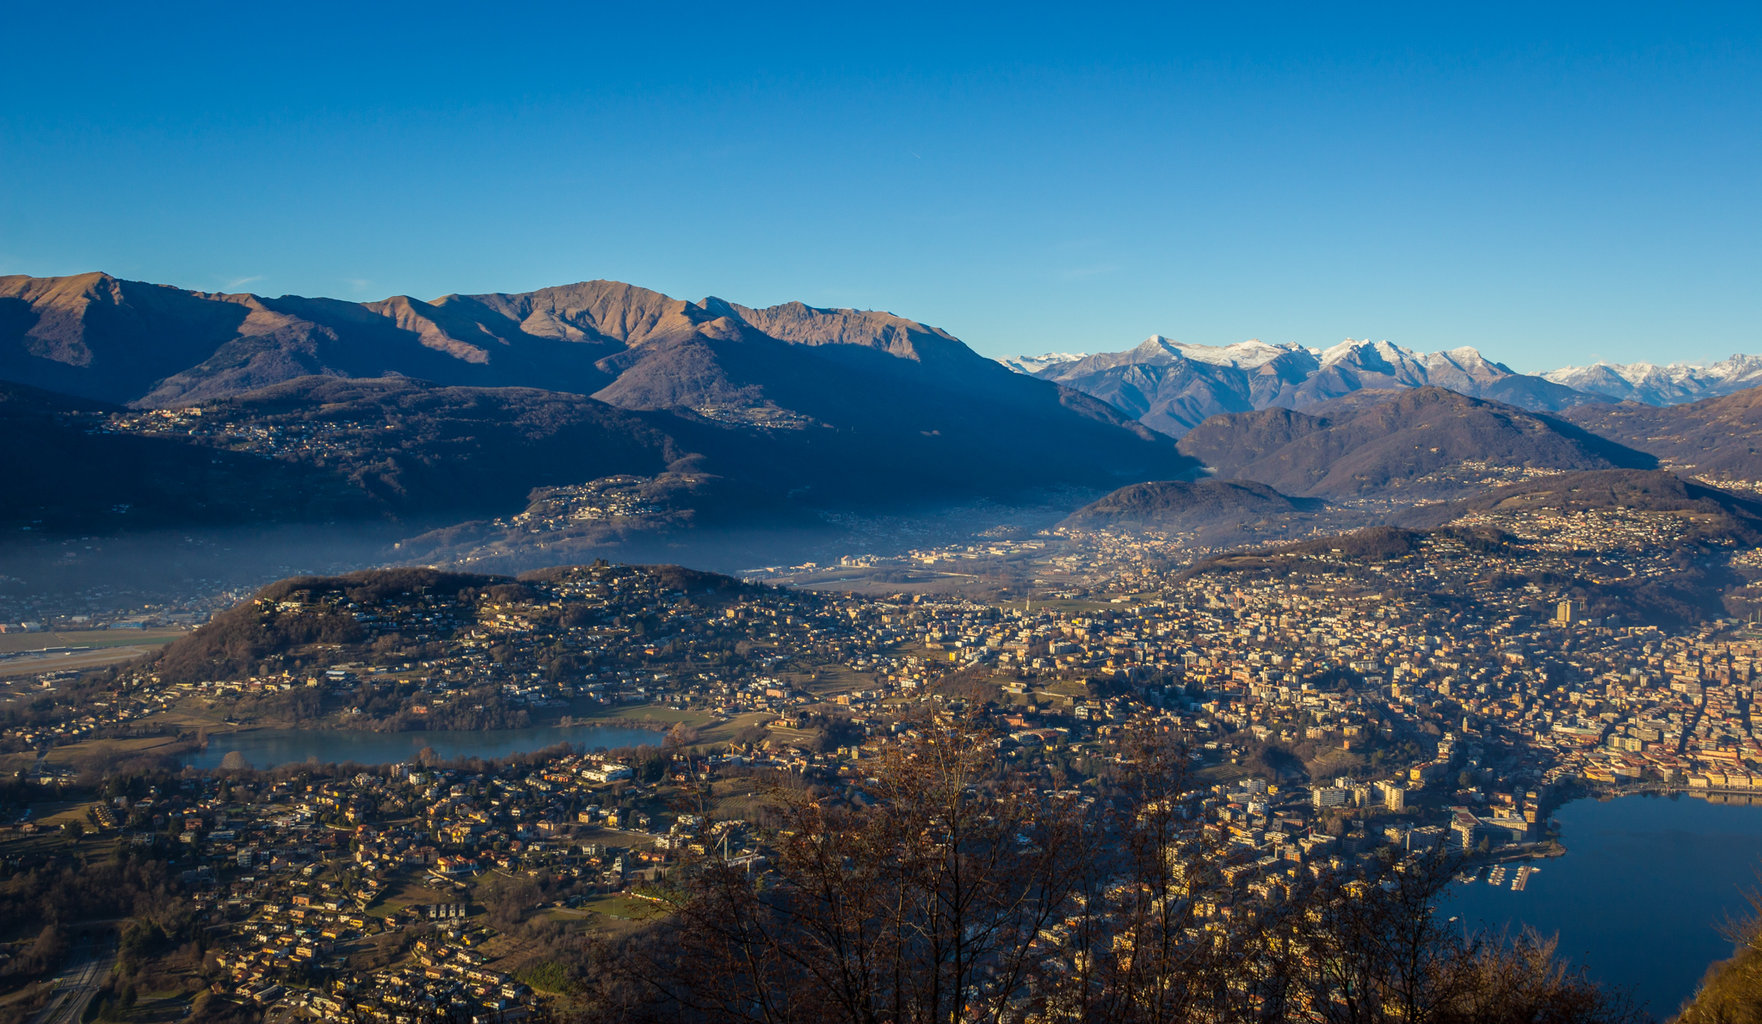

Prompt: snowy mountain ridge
[
  {"left": 1002, "top": 339, "right": 1762, "bottom": 435},
  {"left": 1543, "top": 354, "right": 1762, "bottom": 405}
]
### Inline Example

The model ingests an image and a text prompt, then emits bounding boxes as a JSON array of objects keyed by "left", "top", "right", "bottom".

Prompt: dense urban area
[{"left": 2, "top": 495, "right": 1760, "bottom": 1023}]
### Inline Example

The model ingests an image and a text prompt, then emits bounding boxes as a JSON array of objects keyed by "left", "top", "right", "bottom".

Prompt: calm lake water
[
  {"left": 1444, "top": 793, "right": 1762, "bottom": 1018},
  {"left": 185, "top": 723, "right": 662, "bottom": 771}
]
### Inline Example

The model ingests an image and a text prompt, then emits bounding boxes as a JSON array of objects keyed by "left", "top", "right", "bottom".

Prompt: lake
[
  {"left": 185, "top": 723, "right": 663, "bottom": 771},
  {"left": 1444, "top": 792, "right": 1762, "bottom": 1018}
]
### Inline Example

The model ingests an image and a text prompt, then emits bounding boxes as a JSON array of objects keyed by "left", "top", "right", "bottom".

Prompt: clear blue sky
[{"left": 1, "top": 2, "right": 1756, "bottom": 372}]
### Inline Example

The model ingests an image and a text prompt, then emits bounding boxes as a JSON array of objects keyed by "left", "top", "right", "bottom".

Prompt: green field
[
  {"left": 575, "top": 892, "right": 668, "bottom": 921},
  {"left": 569, "top": 704, "right": 708, "bottom": 726}
]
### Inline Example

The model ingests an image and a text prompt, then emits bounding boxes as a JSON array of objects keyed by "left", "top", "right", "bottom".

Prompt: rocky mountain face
[
  {"left": 1016, "top": 337, "right": 1598, "bottom": 436},
  {"left": 1544, "top": 354, "right": 1762, "bottom": 405},
  {"left": 0, "top": 273, "right": 1042, "bottom": 409},
  {"left": 1174, "top": 387, "right": 1654, "bottom": 499}
]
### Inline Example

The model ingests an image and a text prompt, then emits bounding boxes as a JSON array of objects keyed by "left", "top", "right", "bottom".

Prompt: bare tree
[
  {"left": 650, "top": 715, "right": 1091, "bottom": 1024},
  {"left": 1440, "top": 928, "right": 1645, "bottom": 1024},
  {"left": 622, "top": 718, "right": 1641, "bottom": 1024}
]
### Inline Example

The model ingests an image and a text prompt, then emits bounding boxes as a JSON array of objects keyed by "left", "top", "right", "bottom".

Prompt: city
[{"left": 3, "top": 496, "right": 1760, "bottom": 1019}]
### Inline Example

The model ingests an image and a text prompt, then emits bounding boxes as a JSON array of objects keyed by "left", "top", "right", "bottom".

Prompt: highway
[{"left": 32, "top": 935, "right": 116, "bottom": 1024}]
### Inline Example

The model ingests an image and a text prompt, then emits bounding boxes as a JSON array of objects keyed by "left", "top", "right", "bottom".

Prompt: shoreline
[
  {"left": 1441, "top": 791, "right": 1762, "bottom": 1015},
  {"left": 1445, "top": 784, "right": 1755, "bottom": 873},
  {"left": 189, "top": 713, "right": 674, "bottom": 746},
  {"left": 182, "top": 720, "right": 671, "bottom": 772}
]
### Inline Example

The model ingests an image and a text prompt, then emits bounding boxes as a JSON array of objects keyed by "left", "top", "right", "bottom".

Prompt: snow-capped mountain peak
[
  {"left": 1007, "top": 331, "right": 1758, "bottom": 437},
  {"left": 1009, "top": 335, "right": 1604, "bottom": 437},
  {"left": 1544, "top": 353, "right": 1762, "bottom": 404},
  {"left": 1000, "top": 352, "right": 1089, "bottom": 375},
  {"left": 1140, "top": 336, "right": 1302, "bottom": 369},
  {"left": 1317, "top": 338, "right": 1394, "bottom": 366}
]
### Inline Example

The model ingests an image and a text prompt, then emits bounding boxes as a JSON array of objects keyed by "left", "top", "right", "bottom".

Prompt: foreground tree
[
  {"left": 1676, "top": 885, "right": 1762, "bottom": 1024},
  {"left": 645, "top": 716, "right": 1090, "bottom": 1024},
  {"left": 595, "top": 717, "right": 1640, "bottom": 1024}
]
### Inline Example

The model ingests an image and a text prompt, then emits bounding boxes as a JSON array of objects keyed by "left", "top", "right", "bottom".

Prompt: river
[
  {"left": 1443, "top": 792, "right": 1762, "bottom": 1018},
  {"left": 184, "top": 722, "right": 662, "bottom": 771}
]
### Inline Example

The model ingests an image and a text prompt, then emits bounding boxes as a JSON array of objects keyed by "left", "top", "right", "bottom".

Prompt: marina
[{"left": 1444, "top": 794, "right": 1762, "bottom": 1016}]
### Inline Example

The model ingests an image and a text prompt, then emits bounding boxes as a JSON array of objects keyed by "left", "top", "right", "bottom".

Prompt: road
[{"left": 32, "top": 935, "right": 116, "bottom": 1024}]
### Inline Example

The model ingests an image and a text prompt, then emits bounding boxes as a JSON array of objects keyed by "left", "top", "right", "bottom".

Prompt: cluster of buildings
[
  {"left": 8, "top": 495, "right": 1762, "bottom": 1015},
  {"left": 107, "top": 406, "right": 360, "bottom": 464}
]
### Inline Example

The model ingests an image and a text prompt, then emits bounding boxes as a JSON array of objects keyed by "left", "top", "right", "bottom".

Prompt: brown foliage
[{"left": 589, "top": 719, "right": 1641, "bottom": 1024}]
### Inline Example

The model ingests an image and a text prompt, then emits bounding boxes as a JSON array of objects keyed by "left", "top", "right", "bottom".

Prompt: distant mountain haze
[
  {"left": 1008, "top": 338, "right": 1761, "bottom": 437},
  {"left": 1058, "top": 479, "right": 1337, "bottom": 547},
  {"left": 1011, "top": 337, "right": 1604, "bottom": 436},
  {"left": 1544, "top": 355, "right": 1762, "bottom": 405}
]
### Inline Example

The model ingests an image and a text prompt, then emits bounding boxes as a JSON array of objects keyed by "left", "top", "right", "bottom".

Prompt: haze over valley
[{"left": 5, "top": 270, "right": 1760, "bottom": 629}]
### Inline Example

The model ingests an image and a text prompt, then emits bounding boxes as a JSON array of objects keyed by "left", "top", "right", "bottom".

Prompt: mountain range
[
  {"left": 1, "top": 272, "right": 1101, "bottom": 413},
  {"left": 1053, "top": 386, "right": 1670, "bottom": 549},
  {"left": 1008, "top": 339, "right": 1762, "bottom": 437},
  {"left": 0, "top": 273, "right": 1192, "bottom": 564},
  {"left": 9, "top": 270, "right": 1762, "bottom": 585},
  {"left": 1544, "top": 354, "right": 1762, "bottom": 405}
]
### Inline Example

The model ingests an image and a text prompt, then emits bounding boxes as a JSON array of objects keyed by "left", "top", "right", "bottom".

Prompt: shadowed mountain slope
[
  {"left": 1562, "top": 387, "right": 1762, "bottom": 481},
  {"left": 0, "top": 274, "right": 1195, "bottom": 536},
  {"left": 1176, "top": 387, "right": 1654, "bottom": 499},
  {"left": 0, "top": 380, "right": 379, "bottom": 531}
]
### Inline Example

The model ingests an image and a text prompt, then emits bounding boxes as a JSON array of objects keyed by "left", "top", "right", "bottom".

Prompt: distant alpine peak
[
  {"left": 1002, "top": 329, "right": 1760, "bottom": 427},
  {"left": 1004, "top": 335, "right": 1595, "bottom": 438},
  {"left": 1544, "top": 352, "right": 1762, "bottom": 404},
  {"left": 1000, "top": 352, "right": 1089, "bottom": 375},
  {"left": 1317, "top": 338, "right": 1380, "bottom": 365},
  {"left": 1138, "top": 336, "right": 1303, "bottom": 369},
  {"left": 1005, "top": 337, "right": 1508, "bottom": 377},
  {"left": 1437, "top": 345, "right": 1497, "bottom": 365},
  {"left": 1315, "top": 338, "right": 1477, "bottom": 369}
]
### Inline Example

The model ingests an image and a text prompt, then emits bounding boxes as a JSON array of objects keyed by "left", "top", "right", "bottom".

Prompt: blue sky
[{"left": 1, "top": 2, "right": 1756, "bottom": 372}]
